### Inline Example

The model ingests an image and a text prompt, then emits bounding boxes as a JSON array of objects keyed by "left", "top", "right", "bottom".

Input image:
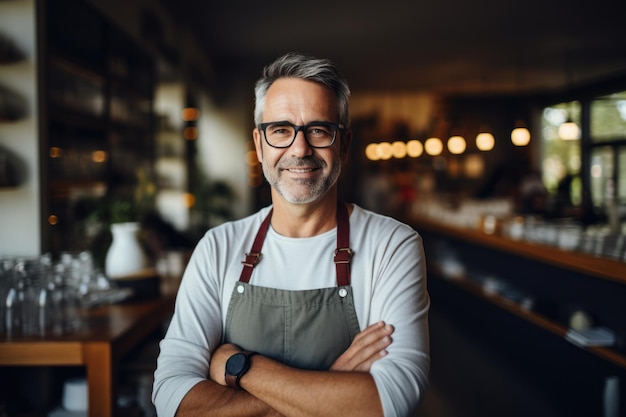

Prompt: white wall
[{"left": 0, "top": 0, "right": 40, "bottom": 256}]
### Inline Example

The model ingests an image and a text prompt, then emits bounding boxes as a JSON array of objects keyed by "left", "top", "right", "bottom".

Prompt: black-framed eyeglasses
[{"left": 258, "top": 121, "right": 345, "bottom": 149}]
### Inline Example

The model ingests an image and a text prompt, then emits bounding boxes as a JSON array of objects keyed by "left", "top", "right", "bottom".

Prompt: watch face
[{"left": 226, "top": 353, "right": 247, "bottom": 375}]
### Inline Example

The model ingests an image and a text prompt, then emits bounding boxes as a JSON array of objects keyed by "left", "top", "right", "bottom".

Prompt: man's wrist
[{"left": 225, "top": 350, "right": 256, "bottom": 389}]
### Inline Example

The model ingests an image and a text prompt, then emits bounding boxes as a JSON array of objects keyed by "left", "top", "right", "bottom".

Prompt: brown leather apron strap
[
  {"left": 334, "top": 202, "right": 352, "bottom": 287},
  {"left": 239, "top": 209, "right": 273, "bottom": 283},
  {"left": 239, "top": 202, "right": 352, "bottom": 285}
]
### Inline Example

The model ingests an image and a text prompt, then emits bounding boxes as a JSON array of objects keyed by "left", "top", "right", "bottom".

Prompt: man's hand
[
  {"left": 330, "top": 321, "right": 394, "bottom": 372},
  {"left": 209, "top": 343, "right": 242, "bottom": 385}
]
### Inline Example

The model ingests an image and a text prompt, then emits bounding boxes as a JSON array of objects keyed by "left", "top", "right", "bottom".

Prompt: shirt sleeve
[
  {"left": 152, "top": 234, "right": 225, "bottom": 417},
  {"left": 367, "top": 223, "right": 431, "bottom": 417}
]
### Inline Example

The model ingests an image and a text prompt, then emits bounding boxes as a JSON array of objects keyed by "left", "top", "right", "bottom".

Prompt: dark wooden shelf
[
  {"left": 49, "top": 53, "right": 104, "bottom": 84},
  {"left": 412, "top": 216, "right": 626, "bottom": 285},
  {"left": 42, "top": 0, "right": 156, "bottom": 255},
  {"left": 431, "top": 270, "right": 626, "bottom": 370},
  {"left": 48, "top": 107, "right": 106, "bottom": 129}
]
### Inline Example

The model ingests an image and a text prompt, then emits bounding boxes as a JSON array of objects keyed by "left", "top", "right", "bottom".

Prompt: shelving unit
[
  {"left": 42, "top": 0, "right": 156, "bottom": 255},
  {"left": 413, "top": 215, "right": 626, "bottom": 371},
  {"left": 0, "top": 27, "right": 28, "bottom": 189},
  {"left": 431, "top": 269, "right": 626, "bottom": 370},
  {"left": 415, "top": 216, "right": 626, "bottom": 284}
]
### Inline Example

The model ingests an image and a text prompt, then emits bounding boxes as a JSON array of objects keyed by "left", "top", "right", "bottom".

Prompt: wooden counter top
[{"left": 0, "top": 295, "right": 175, "bottom": 417}]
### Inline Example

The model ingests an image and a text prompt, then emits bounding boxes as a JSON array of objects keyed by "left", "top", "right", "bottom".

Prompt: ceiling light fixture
[
  {"left": 558, "top": 118, "right": 580, "bottom": 140},
  {"left": 511, "top": 121, "right": 531, "bottom": 146},
  {"left": 447, "top": 135, "right": 466, "bottom": 154},
  {"left": 406, "top": 140, "right": 423, "bottom": 158},
  {"left": 558, "top": 101, "right": 581, "bottom": 140},
  {"left": 365, "top": 143, "right": 380, "bottom": 161},
  {"left": 391, "top": 141, "right": 407, "bottom": 158},
  {"left": 378, "top": 142, "right": 393, "bottom": 160},
  {"left": 424, "top": 137, "right": 443, "bottom": 156},
  {"left": 475, "top": 132, "right": 495, "bottom": 151}
]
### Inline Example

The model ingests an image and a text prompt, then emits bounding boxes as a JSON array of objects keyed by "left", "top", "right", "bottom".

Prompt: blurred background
[{"left": 1, "top": 0, "right": 626, "bottom": 416}]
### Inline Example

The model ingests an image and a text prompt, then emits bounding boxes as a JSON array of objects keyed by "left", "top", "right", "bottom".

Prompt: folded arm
[
  {"left": 175, "top": 322, "right": 393, "bottom": 417},
  {"left": 175, "top": 380, "right": 283, "bottom": 417},
  {"left": 240, "top": 357, "right": 380, "bottom": 417}
]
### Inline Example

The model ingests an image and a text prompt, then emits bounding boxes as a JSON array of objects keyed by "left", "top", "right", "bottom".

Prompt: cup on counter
[
  {"left": 556, "top": 222, "right": 582, "bottom": 251},
  {"left": 62, "top": 377, "right": 88, "bottom": 412}
]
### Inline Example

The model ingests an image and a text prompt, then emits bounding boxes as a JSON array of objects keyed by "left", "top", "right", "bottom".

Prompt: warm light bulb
[
  {"left": 391, "top": 141, "right": 407, "bottom": 158},
  {"left": 245, "top": 150, "right": 259, "bottom": 166},
  {"left": 464, "top": 154, "right": 485, "bottom": 178},
  {"left": 182, "top": 107, "right": 199, "bottom": 121},
  {"left": 424, "top": 137, "right": 443, "bottom": 156},
  {"left": 475, "top": 132, "right": 495, "bottom": 151},
  {"left": 49, "top": 147, "right": 63, "bottom": 158},
  {"left": 184, "top": 126, "right": 198, "bottom": 140},
  {"left": 365, "top": 143, "right": 380, "bottom": 161},
  {"left": 183, "top": 193, "right": 196, "bottom": 208},
  {"left": 558, "top": 121, "right": 580, "bottom": 140},
  {"left": 406, "top": 140, "right": 423, "bottom": 157},
  {"left": 511, "top": 127, "right": 531, "bottom": 146},
  {"left": 91, "top": 150, "right": 107, "bottom": 163},
  {"left": 447, "top": 136, "right": 466, "bottom": 154},
  {"left": 378, "top": 142, "right": 393, "bottom": 160}
]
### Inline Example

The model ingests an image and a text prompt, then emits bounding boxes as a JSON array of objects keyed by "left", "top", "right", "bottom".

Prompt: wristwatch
[{"left": 225, "top": 351, "right": 256, "bottom": 389}]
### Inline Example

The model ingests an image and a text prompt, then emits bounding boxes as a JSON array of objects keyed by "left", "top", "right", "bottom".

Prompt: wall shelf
[
  {"left": 0, "top": 29, "right": 25, "bottom": 64},
  {"left": 43, "top": 0, "right": 156, "bottom": 255},
  {"left": 432, "top": 270, "right": 626, "bottom": 370},
  {"left": 413, "top": 216, "right": 626, "bottom": 285},
  {"left": 413, "top": 215, "right": 626, "bottom": 380}
]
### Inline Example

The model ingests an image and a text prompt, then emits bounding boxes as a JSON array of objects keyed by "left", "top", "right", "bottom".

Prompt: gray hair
[{"left": 253, "top": 52, "right": 351, "bottom": 127}]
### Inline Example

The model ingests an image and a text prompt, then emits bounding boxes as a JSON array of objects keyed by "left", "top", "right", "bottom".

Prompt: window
[
  {"left": 541, "top": 89, "right": 626, "bottom": 223},
  {"left": 590, "top": 91, "right": 626, "bottom": 214},
  {"left": 590, "top": 92, "right": 626, "bottom": 142},
  {"left": 541, "top": 101, "right": 582, "bottom": 206}
]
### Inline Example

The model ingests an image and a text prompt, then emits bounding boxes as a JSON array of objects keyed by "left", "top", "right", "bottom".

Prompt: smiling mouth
[{"left": 285, "top": 167, "right": 318, "bottom": 173}]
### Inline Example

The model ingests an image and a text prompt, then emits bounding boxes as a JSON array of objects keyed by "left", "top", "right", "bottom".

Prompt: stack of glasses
[{"left": 0, "top": 252, "right": 132, "bottom": 338}]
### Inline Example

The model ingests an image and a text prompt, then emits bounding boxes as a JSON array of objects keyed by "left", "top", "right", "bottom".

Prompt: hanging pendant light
[
  {"left": 424, "top": 137, "right": 443, "bottom": 156},
  {"left": 447, "top": 135, "right": 466, "bottom": 154},
  {"left": 476, "top": 132, "right": 495, "bottom": 151},
  {"left": 511, "top": 120, "right": 531, "bottom": 146},
  {"left": 558, "top": 119, "right": 580, "bottom": 140},
  {"left": 558, "top": 101, "right": 581, "bottom": 140},
  {"left": 406, "top": 140, "right": 424, "bottom": 158}
]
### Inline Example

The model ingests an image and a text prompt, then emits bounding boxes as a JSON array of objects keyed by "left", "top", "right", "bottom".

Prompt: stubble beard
[{"left": 262, "top": 156, "right": 342, "bottom": 204}]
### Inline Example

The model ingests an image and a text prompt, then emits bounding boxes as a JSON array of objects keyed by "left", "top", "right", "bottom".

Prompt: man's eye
[
  {"left": 269, "top": 126, "right": 291, "bottom": 135},
  {"left": 308, "top": 127, "right": 331, "bottom": 135}
]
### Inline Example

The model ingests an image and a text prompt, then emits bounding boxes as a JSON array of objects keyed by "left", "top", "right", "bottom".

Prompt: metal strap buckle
[
  {"left": 333, "top": 247, "right": 353, "bottom": 264},
  {"left": 242, "top": 252, "right": 262, "bottom": 268}
]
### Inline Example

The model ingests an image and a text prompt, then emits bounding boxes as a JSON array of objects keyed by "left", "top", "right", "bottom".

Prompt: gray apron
[{"left": 224, "top": 203, "right": 361, "bottom": 370}]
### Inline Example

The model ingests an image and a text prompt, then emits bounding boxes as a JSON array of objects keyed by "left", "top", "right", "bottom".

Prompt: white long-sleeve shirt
[{"left": 153, "top": 204, "right": 430, "bottom": 417}]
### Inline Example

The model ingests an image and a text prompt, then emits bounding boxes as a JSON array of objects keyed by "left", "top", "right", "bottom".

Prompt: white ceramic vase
[{"left": 105, "top": 222, "right": 149, "bottom": 279}]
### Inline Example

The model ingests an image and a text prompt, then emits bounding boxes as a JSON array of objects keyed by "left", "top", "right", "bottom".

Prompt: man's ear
[{"left": 253, "top": 128, "right": 263, "bottom": 162}]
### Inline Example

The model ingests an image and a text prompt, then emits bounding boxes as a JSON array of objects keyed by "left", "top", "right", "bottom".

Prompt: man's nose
[{"left": 289, "top": 130, "right": 313, "bottom": 156}]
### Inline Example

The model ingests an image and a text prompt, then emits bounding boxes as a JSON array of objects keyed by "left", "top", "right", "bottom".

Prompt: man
[{"left": 152, "top": 53, "right": 430, "bottom": 417}]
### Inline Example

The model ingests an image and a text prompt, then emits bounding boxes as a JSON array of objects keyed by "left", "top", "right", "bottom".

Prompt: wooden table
[{"left": 0, "top": 295, "right": 175, "bottom": 417}]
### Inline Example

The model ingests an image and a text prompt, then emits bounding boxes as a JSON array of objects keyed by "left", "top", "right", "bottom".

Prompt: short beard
[{"left": 263, "top": 156, "right": 342, "bottom": 204}]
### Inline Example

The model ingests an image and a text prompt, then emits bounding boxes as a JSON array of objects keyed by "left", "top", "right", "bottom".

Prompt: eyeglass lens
[{"left": 263, "top": 122, "right": 338, "bottom": 148}]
